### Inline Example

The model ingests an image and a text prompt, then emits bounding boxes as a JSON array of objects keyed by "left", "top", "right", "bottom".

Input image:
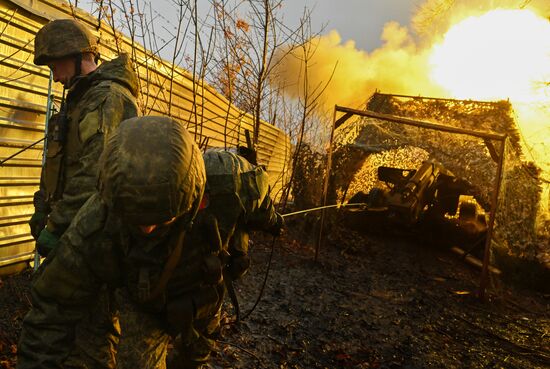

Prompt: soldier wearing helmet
[
  {"left": 201, "top": 148, "right": 283, "bottom": 281},
  {"left": 34, "top": 19, "right": 100, "bottom": 86},
  {"left": 29, "top": 19, "right": 139, "bottom": 256},
  {"left": 158, "top": 149, "right": 283, "bottom": 368},
  {"left": 17, "top": 116, "right": 214, "bottom": 369}
]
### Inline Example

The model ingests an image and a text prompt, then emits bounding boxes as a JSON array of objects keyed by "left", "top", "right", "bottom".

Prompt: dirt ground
[{"left": 1, "top": 218, "right": 549, "bottom": 369}]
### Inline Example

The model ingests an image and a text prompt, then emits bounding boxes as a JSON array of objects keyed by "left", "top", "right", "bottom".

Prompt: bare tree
[
  {"left": 209, "top": 1, "right": 248, "bottom": 148},
  {"left": 88, "top": 0, "right": 335, "bottom": 203},
  {"left": 207, "top": 0, "right": 306, "bottom": 145}
]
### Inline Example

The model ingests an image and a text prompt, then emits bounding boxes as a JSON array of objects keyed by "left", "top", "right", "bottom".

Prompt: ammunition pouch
[
  {"left": 44, "top": 142, "right": 63, "bottom": 201},
  {"left": 52, "top": 113, "right": 68, "bottom": 143}
]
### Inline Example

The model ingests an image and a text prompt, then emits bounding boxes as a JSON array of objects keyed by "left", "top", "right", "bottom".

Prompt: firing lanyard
[{"left": 281, "top": 202, "right": 368, "bottom": 218}]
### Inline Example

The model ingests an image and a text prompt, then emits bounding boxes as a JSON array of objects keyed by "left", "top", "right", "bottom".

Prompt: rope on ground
[{"left": 240, "top": 235, "right": 277, "bottom": 321}]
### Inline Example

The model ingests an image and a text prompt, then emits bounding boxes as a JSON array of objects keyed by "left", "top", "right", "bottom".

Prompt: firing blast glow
[
  {"left": 429, "top": 9, "right": 550, "bottom": 103},
  {"left": 428, "top": 9, "right": 550, "bottom": 173}
]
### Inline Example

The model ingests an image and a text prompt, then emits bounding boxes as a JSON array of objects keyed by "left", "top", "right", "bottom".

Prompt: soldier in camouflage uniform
[
  {"left": 28, "top": 19, "right": 139, "bottom": 256},
  {"left": 201, "top": 148, "right": 283, "bottom": 282},
  {"left": 17, "top": 116, "right": 209, "bottom": 369},
  {"left": 115, "top": 149, "right": 284, "bottom": 369},
  {"left": 160, "top": 149, "right": 283, "bottom": 369}
]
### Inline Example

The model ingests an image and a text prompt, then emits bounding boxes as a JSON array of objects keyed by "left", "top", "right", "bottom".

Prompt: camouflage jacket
[{"left": 42, "top": 54, "right": 139, "bottom": 235}]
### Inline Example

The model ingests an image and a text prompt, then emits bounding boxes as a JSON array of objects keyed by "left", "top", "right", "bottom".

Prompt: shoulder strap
[{"left": 143, "top": 224, "right": 187, "bottom": 302}]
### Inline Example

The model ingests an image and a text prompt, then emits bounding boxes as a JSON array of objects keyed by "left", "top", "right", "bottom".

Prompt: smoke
[
  {"left": 273, "top": 0, "right": 550, "bottom": 175},
  {"left": 273, "top": 0, "right": 550, "bottom": 110}
]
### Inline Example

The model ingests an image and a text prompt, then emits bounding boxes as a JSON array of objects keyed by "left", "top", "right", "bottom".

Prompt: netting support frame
[{"left": 317, "top": 105, "right": 508, "bottom": 300}]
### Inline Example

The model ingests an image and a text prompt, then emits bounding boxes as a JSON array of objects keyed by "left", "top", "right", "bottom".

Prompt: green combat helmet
[
  {"left": 34, "top": 19, "right": 98, "bottom": 65},
  {"left": 99, "top": 116, "right": 206, "bottom": 226}
]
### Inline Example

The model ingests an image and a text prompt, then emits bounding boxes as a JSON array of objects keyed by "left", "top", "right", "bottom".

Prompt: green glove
[
  {"left": 36, "top": 228, "right": 60, "bottom": 257},
  {"left": 29, "top": 212, "right": 48, "bottom": 240}
]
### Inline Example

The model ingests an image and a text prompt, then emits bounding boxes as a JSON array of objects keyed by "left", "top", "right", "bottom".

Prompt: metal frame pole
[
  {"left": 479, "top": 137, "right": 507, "bottom": 299},
  {"left": 315, "top": 108, "right": 337, "bottom": 261}
]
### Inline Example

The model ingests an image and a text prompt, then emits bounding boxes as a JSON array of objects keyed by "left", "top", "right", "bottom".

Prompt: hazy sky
[
  {"left": 80, "top": 0, "right": 419, "bottom": 52},
  {"left": 278, "top": 0, "right": 418, "bottom": 51}
]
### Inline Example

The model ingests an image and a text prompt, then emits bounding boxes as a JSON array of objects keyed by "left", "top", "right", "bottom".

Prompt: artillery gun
[{"left": 348, "top": 159, "right": 487, "bottom": 253}]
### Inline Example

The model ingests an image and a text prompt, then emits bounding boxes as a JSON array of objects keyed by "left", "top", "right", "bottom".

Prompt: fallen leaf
[{"left": 453, "top": 290, "right": 471, "bottom": 295}]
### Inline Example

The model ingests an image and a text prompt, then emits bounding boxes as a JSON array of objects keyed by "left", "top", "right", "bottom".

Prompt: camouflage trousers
[
  {"left": 62, "top": 286, "right": 223, "bottom": 369},
  {"left": 63, "top": 287, "right": 120, "bottom": 369},
  {"left": 117, "top": 287, "right": 223, "bottom": 369}
]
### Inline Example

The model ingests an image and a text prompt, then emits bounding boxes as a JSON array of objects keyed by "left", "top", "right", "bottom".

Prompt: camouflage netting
[
  {"left": 328, "top": 93, "right": 549, "bottom": 286},
  {"left": 291, "top": 143, "right": 326, "bottom": 210}
]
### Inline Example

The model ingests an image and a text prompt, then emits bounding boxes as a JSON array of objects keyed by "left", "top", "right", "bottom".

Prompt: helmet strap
[
  {"left": 68, "top": 53, "right": 83, "bottom": 88},
  {"left": 74, "top": 53, "right": 82, "bottom": 76}
]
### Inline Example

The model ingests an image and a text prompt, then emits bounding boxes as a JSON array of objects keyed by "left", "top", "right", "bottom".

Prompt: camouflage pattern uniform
[
  {"left": 30, "top": 19, "right": 139, "bottom": 253},
  {"left": 17, "top": 117, "right": 207, "bottom": 369},
  {"left": 42, "top": 53, "right": 139, "bottom": 235},
  {"left": 119, "top": 150, "right": 284, "bottom": 369}
]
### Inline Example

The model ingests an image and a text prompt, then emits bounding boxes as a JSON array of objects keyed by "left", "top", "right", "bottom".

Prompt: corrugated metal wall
[{"left": 0, "top": 0, "right": 291, "bottom": 275}]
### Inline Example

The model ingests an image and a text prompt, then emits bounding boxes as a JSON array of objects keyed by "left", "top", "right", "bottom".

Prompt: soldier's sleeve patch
[{"left": 79, "top": 109, "right": 101, "bottom": 143}]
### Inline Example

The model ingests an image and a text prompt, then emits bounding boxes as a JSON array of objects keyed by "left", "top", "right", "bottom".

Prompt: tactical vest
[
  {"left": 43, "top": 114, "right": 64, "bottom": 201},
  {"left": 119, "top": 213, "right": 223, "bottom": 304},
  {"left": 43, "top": 79, "right": 132, "bottom": 204},
  {"left": 114, "top": 213, "right": 225, "bottom": 336},
  {"left": 43, "top": 95, "right": 87, "bottom": 202}
]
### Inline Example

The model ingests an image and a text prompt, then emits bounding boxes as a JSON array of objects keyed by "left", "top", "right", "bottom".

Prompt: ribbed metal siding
[{"left": 0, "top": 0, "right": 291, "bottom": 275}]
